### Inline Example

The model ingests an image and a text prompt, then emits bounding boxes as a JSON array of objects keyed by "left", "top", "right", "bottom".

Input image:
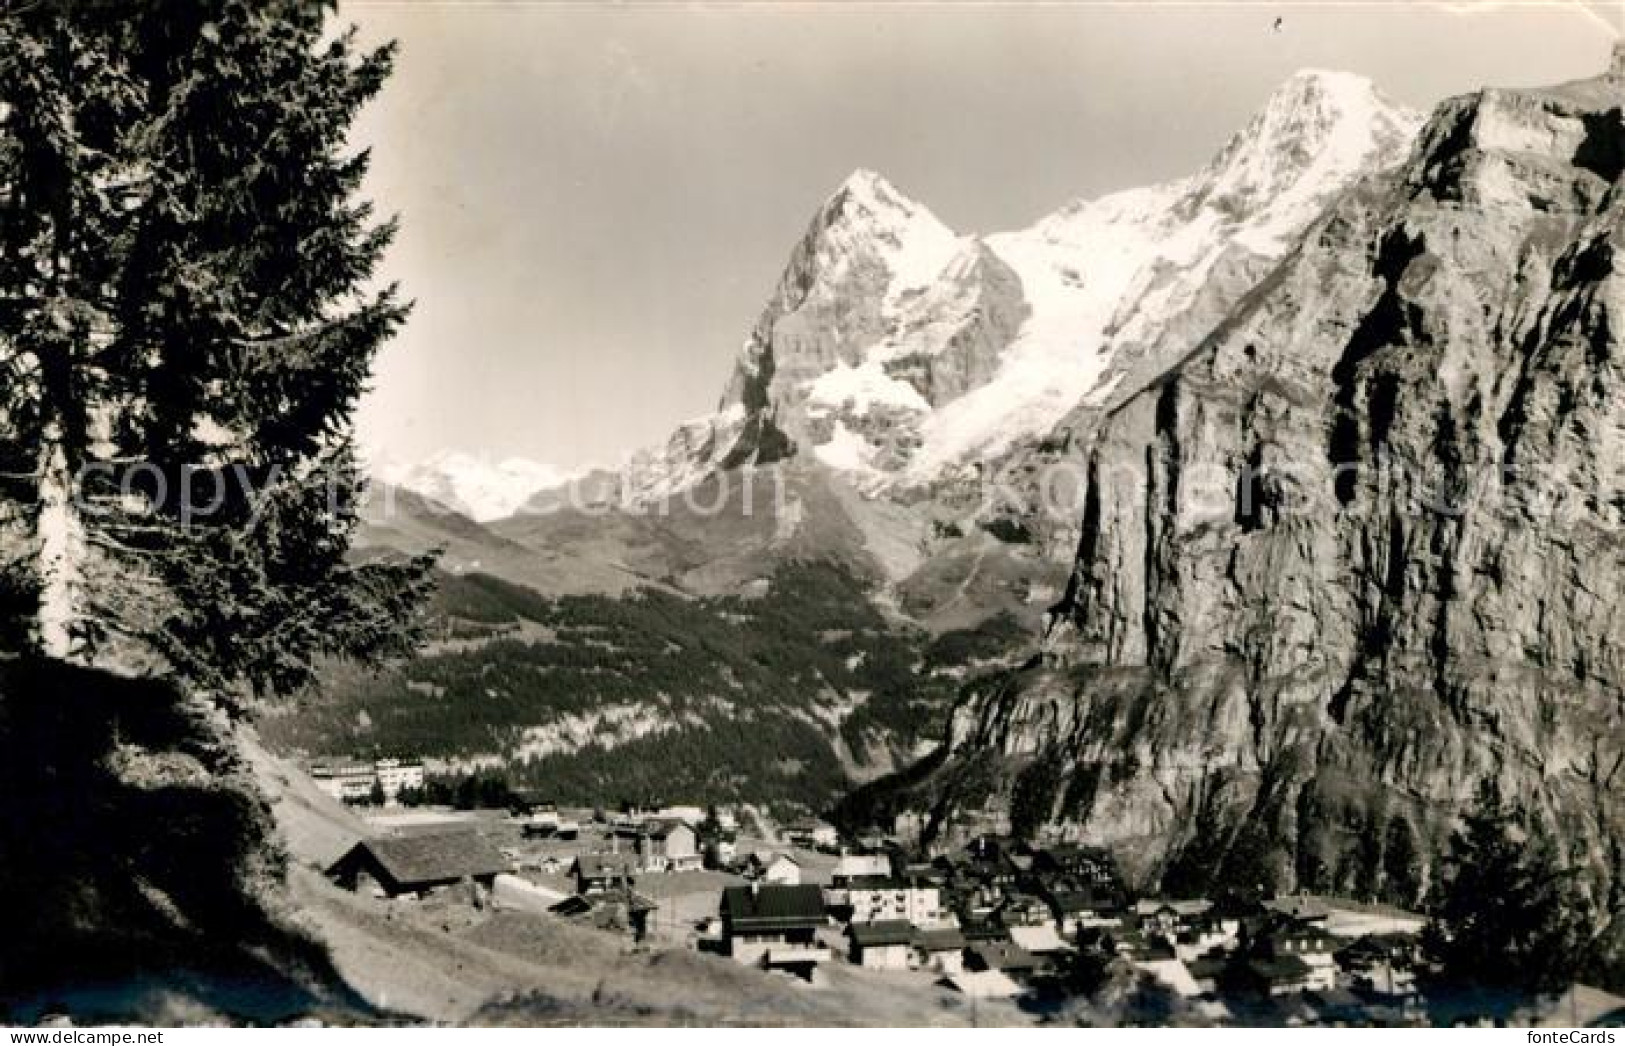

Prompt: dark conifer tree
[
  {"left": 1423, "top": 779, "right": 1590, "bottom": 996},
  {"left": 0, "top": 2, "right": 432, "bottom": 694},
  {"left": 1382, "top": 814, "right": 1424, "bottom": 909}
]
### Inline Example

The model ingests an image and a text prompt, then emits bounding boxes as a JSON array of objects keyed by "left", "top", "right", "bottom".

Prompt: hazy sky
[{"left": 346, "top": 1, "right": 1621, "bottom": 471}]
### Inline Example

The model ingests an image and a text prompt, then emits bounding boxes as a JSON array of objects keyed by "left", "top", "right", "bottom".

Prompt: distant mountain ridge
[
  {"left": 368, "top": 70, "right": 1423, "bottom": 638},
  {"left": 380, "top": 70, "right": 1420, "bottom": 535},
  {"left": 625, "top": 69, "right": 1421, "bottom": 500},
  {"left": 377, "top": 451, "right": 589, "bottom": 522}
]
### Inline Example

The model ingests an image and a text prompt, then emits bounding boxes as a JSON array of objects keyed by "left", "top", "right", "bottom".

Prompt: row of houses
[
  {"left": 703, "top": 837, "right": 1114, "bottom": 989},
  {"left": 707, "top": 832, "right": 1434, "bottom": 1019},
  {"left": 1116, "top": 894, "right": 1425, "bottom": 1018}
]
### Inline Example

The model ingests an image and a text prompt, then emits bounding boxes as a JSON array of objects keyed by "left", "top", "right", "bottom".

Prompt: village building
[
  {"left": 507, "top": 789, "right": 553, "bottom": 814},
  {"left": 831, "top": 852, "right": 892, "bottom": 882},
  {"left": 945, "top": 842, "right": 1024, "bottom": 894},
  {"left": 654, "top": 804, "right": 706, "bottom": 825},
  {"left": 310, "top": 757, "right": 423, "bottom": 803},
  {"left": 1030, "top": 844, "right": 1119, "bottom": 885},
  {"left": 964, "top": 939, "right": 1040, "bottom": 981},
  {"left": 912, "top": 927, "right": 967, "bottom": 975},
  {"left": 720, "top": 883, "right": 829, "bottom": 976},
  {"left": 1336, "top": 934, "right": 1419, "bottom": 1002},
  {"left": 1135, "top": 898, "right": 1216, "bottom": 938},
  {"left": 372, "top": 758, "right": 425, "bottom": 799},
  {"left": 1172, "top": 914, "right": 1240, "bottom": 962},
  {"left": 994, "top": 891, "right": 1054, "bottom": 929},
  {"left": 1238, "top": 914, "right": 1339, "bottom": 995},
  {"left": 1240, "top": 954, "right": 1316, "bottom": 997},
  {"left": 704, "top": 836, "right": 737, "bottom": 870},
  {"left": 846, "top": 920, "right": 915, "bottom": 970},
  {"left": 310, "top": 761, "right": 376, "bottom": 803},
  {"left": 743, "top": 851, "right": 801, "bottom": 885},
  {"left": 1007, "top": 922, "right": 1068, "bottom": 957},
  {"left": 570, "top": 853, "right": 639, "bottom": 895},
  {"left": 637, "top": 818, "right": 701, "bottom": 872},
  {"left": 945, "top": 879, "right": 1003, "bottom": 925},
  {"left": 826, "top": 852, "right": 891, "bottom": 907},
  {"left": 521, "top": 807, "right": 561, "bottom": 839},
  {"left": 1114, "top": 925, "right": 1177, "bottom": 963},
  {"left": 1264, "top": 896, "right": 1331, "bottom": 924},
  {"left": 1258, "top": 919, "right": 1338, "bottom": 992},
  {"left": 548, "top": 886, "right": 660, "bottom": 940},
  {"left": 892, "top": 810, "right": 926, "bottom": 845},
  {"left": 1045, "top": 887, "right": 1124, "bottom": 934},
  {"left": 845, "top": 875, "right": 943, "bottom": 926},
  {"left": 326, "top": 833, "right": 509, "bottom": 899},
  {"left": 787, "top": 819, "right": 839, "bottom": 850}
]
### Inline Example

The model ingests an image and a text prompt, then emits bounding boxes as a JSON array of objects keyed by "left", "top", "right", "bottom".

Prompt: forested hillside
[{"left": 262, "top": 562, "right": 1026, "bottom": 812}]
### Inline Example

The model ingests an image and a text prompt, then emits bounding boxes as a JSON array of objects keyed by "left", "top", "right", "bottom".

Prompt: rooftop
[
  {"left": 1248, "top": 954, "right": 1314, "bottom": 983},
  {"left": 721, "top": 884, "right": 827, "bottom": 929},
  {"left": 914, "top": 927, "right": 967, "bottom": 952},
  {"left": 848, "top": 920, "right": 916, "bottom": 947},
  {"left": 573, "top": 853, "right": 638, "bottom": 879},
  {"left": 968, "top": 940, "right": 1039, "bottom": 972},
  {"left": 335, "top": 833, "right": 509, "bottom": 886},
  {"left": 1136, "top": 898, "right": 1214, "bottom": 917}
]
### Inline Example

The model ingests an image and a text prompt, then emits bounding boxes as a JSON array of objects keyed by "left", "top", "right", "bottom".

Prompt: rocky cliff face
[{"left": 928, "top": 57, "right": 1625, "bottom": 897}]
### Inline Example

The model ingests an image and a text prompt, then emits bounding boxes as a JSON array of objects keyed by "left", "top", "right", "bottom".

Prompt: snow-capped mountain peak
[
  {"left": 378, "top": 451, "right": 583, "bottom": 522},
  {"left": 808, "top": 167, "right": 963, "bottom": 307},
  {"left": 1187, "top": 69, "right": 1422, "bottom": 252},
  {"left": 629, "top": 69, "right": 1423, "bottom": 500}
]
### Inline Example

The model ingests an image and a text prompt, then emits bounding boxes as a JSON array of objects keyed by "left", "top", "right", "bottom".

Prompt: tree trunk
[{"left": 34, "top": 435, "right": 86, "bottom": 661}]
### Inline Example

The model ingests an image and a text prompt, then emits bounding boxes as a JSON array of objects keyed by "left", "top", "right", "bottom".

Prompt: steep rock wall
[{"left": 938, "top": 67, "right": 1625, "bottom": 898}]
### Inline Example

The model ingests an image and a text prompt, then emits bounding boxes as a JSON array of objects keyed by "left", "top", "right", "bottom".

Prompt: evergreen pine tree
[
  {"left": 1423, "top": 779, "right": 1590, "bottom": 996},
  {"left": 1382, "top": 814, "right": 1424, "bottom": 908},
  {"left": 0, "top": 2, "right": 432, "bottom": 693},
  {"left": 1294, "top": 785, "right": 1332, "bottom": 893},
  {"left": 1351, "top": 808, "right": 1386, "bottom": 901}
]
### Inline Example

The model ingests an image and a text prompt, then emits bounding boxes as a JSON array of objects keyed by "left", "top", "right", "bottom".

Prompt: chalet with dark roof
[
  {"left": 965, "top": 939, "right": 1039, "bottom": 979},
  {"left": 1043, "top": 884, "right": 1126, "bottom": 933},
  {"left": 570, "top": 853, "right": 638, "bottom": 895},
  {"left": 1239, "top": 954, "right": 1315, "bottom": 997},
  {"left": 1032, "top": 844, "right": 1121, "bottom": 887},
  {"left": 327, "top": 833, "right": 509, "bottom": 898},
  {"left": 720, "top": 883, "right": 829, "bottom": 975}
]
